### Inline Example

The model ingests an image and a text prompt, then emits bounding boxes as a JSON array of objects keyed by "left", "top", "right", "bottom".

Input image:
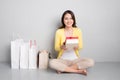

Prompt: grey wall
[{"left": 0, "top": 0, "right": 120, "bottom": 62}]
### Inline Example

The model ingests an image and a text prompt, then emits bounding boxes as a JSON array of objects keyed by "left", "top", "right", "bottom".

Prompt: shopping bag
[
  {"left": 11, "top": 39, "right": 23, "bottom": 69},
  {"left": 20, "top": 42, "right": 29, "bottom": 69},
  {"left": 38, "top": 50, "right": 49, "bottom": 69},
  {"left": 28, "top": 40, "right": 37, "bottom": 69}
]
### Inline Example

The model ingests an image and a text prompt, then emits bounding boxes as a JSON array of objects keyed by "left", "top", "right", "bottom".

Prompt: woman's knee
[
  {"left": 49, "top": 59, "right": 58, "bottom": 67},
  {"left": 88, "top": 58, "right": 95, "bottom": 67},
  {"left": 81, "top": 58, "right": 95, "bottom": 67}
]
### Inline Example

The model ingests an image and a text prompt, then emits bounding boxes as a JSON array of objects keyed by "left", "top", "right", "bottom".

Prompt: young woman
[{"left": 49, "top": 10, "right": 94, "bottom": 75}]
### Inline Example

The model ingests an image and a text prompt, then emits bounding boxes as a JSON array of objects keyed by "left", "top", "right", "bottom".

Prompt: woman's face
[{"left": 64, "top": 13, "right": 74, "bottom": 28}]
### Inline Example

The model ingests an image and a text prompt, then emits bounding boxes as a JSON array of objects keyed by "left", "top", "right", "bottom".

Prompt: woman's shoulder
[
  {"left": 73, "top": 27, "right": 82, "bottom": 31},
  {"left": 56, "top": 28, "right": 64, "bottom": 33}
]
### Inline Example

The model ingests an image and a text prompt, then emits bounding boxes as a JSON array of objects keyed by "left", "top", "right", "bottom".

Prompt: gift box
[{"left": 65, "top": 37, "right": 78, "bottom": 50}]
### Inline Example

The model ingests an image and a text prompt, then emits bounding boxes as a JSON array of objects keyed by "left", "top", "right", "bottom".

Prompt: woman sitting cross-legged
[{"left": 49, "top": 10, "right": 94, "bottom": 76}]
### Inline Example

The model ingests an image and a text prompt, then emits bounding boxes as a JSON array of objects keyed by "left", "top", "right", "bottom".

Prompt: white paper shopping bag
[
  {"left": 29, "top": 40, "right": 37, "bottom": 69},
  {"left": 20, "top": 42, "right": 29, "bottom": 69},
  {"left": 11, "top": 39, "right": 23, "bottom": 69},
  {"left": 39, "top": 50, "right": 49, "bottom": 69}
]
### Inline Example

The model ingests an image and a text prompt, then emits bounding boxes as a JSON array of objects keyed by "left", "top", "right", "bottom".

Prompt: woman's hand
[
  {"left": 74, "top": 46, "right": 79, "bottom": 50},
  {"left": 60, "top": 44, "right": 67, "bottom": 50}
]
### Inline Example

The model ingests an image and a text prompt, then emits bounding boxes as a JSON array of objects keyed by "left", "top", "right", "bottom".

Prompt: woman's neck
[
  {"left": 64, "top": 27, "right": 73, "bottom": 37},
  {"left": 65, "top": 27, "right": 73, "bottom": 31}
]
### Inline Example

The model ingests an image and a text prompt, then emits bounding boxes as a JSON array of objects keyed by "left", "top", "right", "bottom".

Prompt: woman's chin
[{"left": 66, "top": 26, "right": 72, "bottom": 28}]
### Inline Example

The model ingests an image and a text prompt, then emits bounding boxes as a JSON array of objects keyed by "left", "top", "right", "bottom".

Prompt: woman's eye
[
  {"left": 64, "top": 18, "right": 73, "bottom": 20},
  {"left": 64, "top": 18, "right": 68, "bottom": 20}
]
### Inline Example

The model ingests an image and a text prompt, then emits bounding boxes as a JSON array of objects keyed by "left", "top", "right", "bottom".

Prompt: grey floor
[{"left": 0, "top": 62, "right": 120, "bottom": 80}]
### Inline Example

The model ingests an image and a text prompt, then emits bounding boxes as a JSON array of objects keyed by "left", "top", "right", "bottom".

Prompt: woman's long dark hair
[{"left": 59, "top": 10, "right": 77, "bottom": 29}]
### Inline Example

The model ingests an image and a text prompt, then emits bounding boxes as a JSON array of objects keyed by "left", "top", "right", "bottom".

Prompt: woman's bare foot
[
  {"left": 77, "top": 69, "right": 87, "bottom": 76},
  {"left": 56, "top": 68, "right": 87, "bottom": 76},
  {"left": 82, "top": 69, "right": 87, "bottom": 76},
  {"left": 56, "top": 70, "right": 61, "bottom": 74}
]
